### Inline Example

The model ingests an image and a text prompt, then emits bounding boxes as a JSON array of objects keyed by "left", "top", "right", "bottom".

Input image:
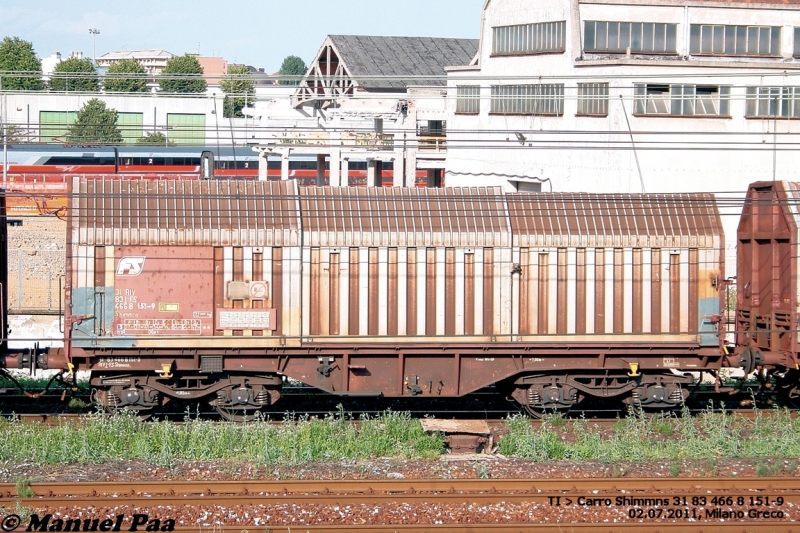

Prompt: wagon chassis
[{"left": 56, "top": 342, "right": 727, "bottom": 418}]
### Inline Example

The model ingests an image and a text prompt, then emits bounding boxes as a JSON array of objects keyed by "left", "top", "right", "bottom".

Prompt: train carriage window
[{"left": 267, "top": 160, "right": 281, "bottom": 169}]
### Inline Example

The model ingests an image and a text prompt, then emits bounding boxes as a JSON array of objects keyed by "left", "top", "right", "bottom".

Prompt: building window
[
  {"left": 795, "top": 28, "right": 800, "bottom": 57},
  {"left": 584, "top": 22, "right": 678, "bottom": 54},
  {"left": 39, "top": 111, "right": 77, "bottom": 143},
  {"left": 417, "top": 120, "right": 446, "bottom": 135},
  {"left": 634, "top": 84, "right": 730, "bottom": 116},
  {"left": 492, "top": 21, "right": 566, "bottom": 56},
  {"left": 577, "top": 83, "right": 609, "bottom": 116},
  {"left": 690, "top": 25, "right": 781, "bottom": 57},
  {"left": 745, "top": 87, "right": 800, "bottom": 118},
  {"left": 490, "top": 84, "right": 565, "bottom": 115},
  {"left": 456, "top": 86, "right": 480, "bottom": 114},
  {"left": 166, "top": 113, "right": 206, "bottom": 145}
]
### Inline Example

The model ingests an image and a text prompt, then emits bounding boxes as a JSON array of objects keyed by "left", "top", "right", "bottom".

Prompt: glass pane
[
  {"left": 690, "top": 25, "right": 701, "bottom": 54},
  {"left": 758, "top": 27, "right": 770, "bottom": 55},
  {"left": 643, "top": 23, "right": 654, "bottom": 52},
  {"left": 655, "top": 23, "right": 666, "bottom": 52},
  {"left": 620, "top": 23, "right": 631, "bottom": 52},
  {"left": 736, "top": 26, "right": 747, "bottom": 55},
  {"left": 671, "top": 85, "right": 684, "bottom": 115},
  {"left": 747, "top": 27, "right": 759, "bottom": 54},
  {"left": 585, "top": 22, "right": 596, "bottom": 51},
  {"left": 701, "top": 26, "right": 712, "bottom": 54},
  {"left": 608, "top": 22, "right": 620, "bottom": 51},
  {"left": 666, "top": 24, "right": 677, "bottom": 53},
  {"left": 597, "top": 22, "right": 607, "bottom": 50},
  {"left": 631, "top": 23, "right": 643, "bottom": 52},
  {"left": 795, "top": 28, "right": 800, "bottom": 57},
  {"left": 724, "top": 26, "right": 736, "bottom": 55},
  {"left": 770, "top": 27, "right": 780, "bottom": 55},
  {"left": 745, "top": 87, "right": 756, "bottom": 116},
  {"left": 712, "top": 26, "right": 724, "bottom": 54}
]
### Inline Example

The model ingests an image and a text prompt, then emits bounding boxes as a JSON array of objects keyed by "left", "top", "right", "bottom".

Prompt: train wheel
[
  {"left": 775, "top": 369, "right": 800, "bottom": 409},
  {"left": 209, "top": 378, "right": 282, "bottom": 422},
  {"left": 511, "top": 382, "right": 580, "bottom": 419},
  {"left": 92, "top": 386, "right": 159, "bottom": 420}
]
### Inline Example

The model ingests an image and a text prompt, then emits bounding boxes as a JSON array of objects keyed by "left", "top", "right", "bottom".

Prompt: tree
[
  {"left": 103, "top": 58, "right": 148, "bottom": 93},
  {"left": 136, "top": 132, "right": 174, "bottom": 146},
  {"left": 2, "top": 124, "right": 30, "bottom": 143},
  {"left": 49, "top": 57, "right": 99, "bottom": 92},
  {"left": 158, "top": 54, "right": 207, "bottom": 93},
  {"left": 66, "top": 98, "right": 122, "bottom": 144},
  {"left": 0, "top": 37, "right": 44, "bottom": 90},
  {"left": 278, "top": 55, "right": 307, "bottom": 85},
  {"left": 221, "top": 64, "right": 255, "bottom": 118}
]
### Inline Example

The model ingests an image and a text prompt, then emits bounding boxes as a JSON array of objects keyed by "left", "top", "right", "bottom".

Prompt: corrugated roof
[
  {"left": 299, "top": 186, "right": 510, "bottom": 247},
  {"left": 71, "top": 178, "right": 301, "bottom": 247},
  {"left": 507, "top": 192, "right": 723, "bottom": 248},
  {"left": 328, "top": 35, "right": 479, "bottom": 89}
]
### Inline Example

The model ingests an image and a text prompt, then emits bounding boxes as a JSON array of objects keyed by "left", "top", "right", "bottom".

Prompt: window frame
[
  {"left": 456, "top": 86, "right": 481, "bottom": 115},
  {"left": 492, "top": 21, "right": 566, "bottom": 56},
  {"left": 577, "top": 82, "right": 610, "bottom": 117},
  {"left": 745, "top": 86, "right": 800, "bottom": 119},
  {"left": 584, "top": 21, "right": 679, "bottom": 55},
  {"left": 689, "top": 24, "right": 781, "bottom": 57},
  {"left": 490, "top": 84, "right": 565, "bottom": 116},
  {"left": 633, "top": 83, "right": 731, "bottom": 118}
]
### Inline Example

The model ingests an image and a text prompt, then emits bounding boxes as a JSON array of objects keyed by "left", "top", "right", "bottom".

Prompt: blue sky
[{"left": 0, "top": 0, "right": 485, "bottom": 71}]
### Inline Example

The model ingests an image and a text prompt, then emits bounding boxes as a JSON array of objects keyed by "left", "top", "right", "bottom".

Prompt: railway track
[{"left": 0, "top": 478, "right": 796, "bottom": 532}]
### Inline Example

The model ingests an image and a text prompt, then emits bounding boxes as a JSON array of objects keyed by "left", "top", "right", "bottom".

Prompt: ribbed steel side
[
  {"left": 509, "top": 192, "right": 724, "bottom": 340},
  {"left": 736, "top": 181, "right": 799, "bottom": 355},
  {"left": 299, "top": 186, "right": 511, "bottom": 247},
  {"left": 507, "top": 192, "right": 722, "bottom": 249},
  {"left": 71, "top": 177, "right": 301, "bottom": 247}
]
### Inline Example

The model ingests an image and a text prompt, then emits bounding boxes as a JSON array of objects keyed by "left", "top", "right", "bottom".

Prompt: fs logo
[{"left": 116, "top": 257, "right": 146, "bottom": 276}]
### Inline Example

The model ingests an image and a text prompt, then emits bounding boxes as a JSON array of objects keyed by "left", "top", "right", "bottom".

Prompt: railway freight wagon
[
  {"left": 55, "top": 177, "right": 727, "bottom": 419},
  {"left": 735, "top": 181, "right": 800, "bottom": 408}
]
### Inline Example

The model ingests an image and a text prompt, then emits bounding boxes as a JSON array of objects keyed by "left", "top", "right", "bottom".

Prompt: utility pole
[
  {"left": 2, "top": 93, "right": 7, "bottom": 183},
  {"left": 89, "top": 28, "right": 100, "bottom": 64}
]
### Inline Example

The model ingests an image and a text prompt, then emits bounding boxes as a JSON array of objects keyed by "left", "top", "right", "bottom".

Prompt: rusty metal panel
[
  {"left": 576, "top": 249, "right": 586, "bottom": 334},
  {"left": 299, "top": 187, "right": 510, "bottom": 248},
  {"left": 508, "top": 192, "right": 722, "bottom": 249},
  {"left": 737, "top": 181, "right": 800, "bottom": 353},
  {"left": 71, "top": 177, "right": 301, "bottom": 247},
  {"left": 111, "top": 246, "right": 215, "bottom": 337},
  {"left": 464, "top": 253, "right": 475, "bottom": 336},
  {"left": 407, "top": 248, "right": 417, "bottom": 336},
  {"left": 483, "top": 248, "right": 494, "bottom": 335},
  {"left": 595, "top": 249, "right": 605, "bottom": 334}
]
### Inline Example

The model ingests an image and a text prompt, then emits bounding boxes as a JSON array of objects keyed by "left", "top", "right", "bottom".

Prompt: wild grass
[
  {"left": 499, "top": 404, "right": 800, "bottom": 463},
  {"left": 0, "top": 409, "right": 443, "bottom": 467}
]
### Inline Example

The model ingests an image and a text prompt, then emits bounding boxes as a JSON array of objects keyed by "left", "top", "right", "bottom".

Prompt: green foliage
[
  {"left": 278, "top": 55, "right": 307, "bottom": 85},
  {"left": 66, "top": 98, "right": 122, "bottom": 145},
  {"left": 500, "top": 406, "right": 800, "bottom": 462},
  {"left": 2, "top": 124, "right": 29, "bottom": 143},
  {"left": 158, "top": 54, "right": 207, "bottom": 93},
  {"left": 103, "top": 58, "right": 148, "bottom": 93},
  {"left": 221, "top": 64, "right": 255, "bottom": 118},
  {"left": 0, "top": 37, "right": 44, "bottom": 90},
  {"left": 0, "top": 410, "right": 443, "bottom": 466},
  {"left": 15, "top": 478, "right": 33, "bottom": 498},
  {"left": 136, "top": 131, "right": 174, "bottom": 146},
  {"left": 49, "top": 57, "right": 99, "bottom": 92}
]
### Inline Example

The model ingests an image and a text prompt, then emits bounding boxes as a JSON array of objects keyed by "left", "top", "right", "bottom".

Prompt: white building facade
[{"left": 446, "top": 0, "right": 800, "bottom": 237}]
